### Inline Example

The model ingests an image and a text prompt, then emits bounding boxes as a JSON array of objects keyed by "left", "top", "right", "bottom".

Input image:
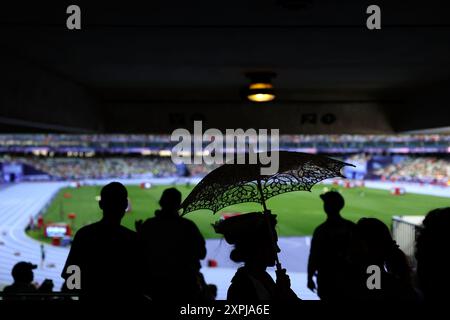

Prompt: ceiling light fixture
[{"left": 245, "top": 72, "right": 277, "bottom": 103}]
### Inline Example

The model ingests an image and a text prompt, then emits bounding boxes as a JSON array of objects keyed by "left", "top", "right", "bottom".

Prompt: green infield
[{"left": 27, "top": 184, "right": 449, "bottom": 243}]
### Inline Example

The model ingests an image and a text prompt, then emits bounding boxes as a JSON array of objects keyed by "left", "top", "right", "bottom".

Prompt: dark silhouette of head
[
  {"left": 214, "top": 212, "right": 279, "bottom": 268},
  {"left": 416, "top": 207, "right": 450, "bottom": 300},
  {"left": 320, "top": 191, "right": 345, "bottom": 217},
  {"left": 354, "top": 218, "right": 412, "bottom": 285},
  {"left": 355, "top": 218, "right": 395, "bottom": 265},
  {"left": 158, "top": 188, "right": 182, "bottom": 215},
  {"left": 99, "top": 182, "right": 128, "bottom": 223},
  {"left": 11, "top": 262, "right": 37, "bottom": 284}
]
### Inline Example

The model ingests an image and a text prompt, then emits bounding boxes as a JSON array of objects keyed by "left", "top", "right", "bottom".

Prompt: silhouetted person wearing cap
[
  {"left": 61, "top": 182, "right": 142, "bottom": 300},
  {"left": 3, "top": 262, "right": 53, "bottom": 300},
  {"left": 215, "top": 212, "right": 299, "bottom": 301},
  {"left": 415, "top": 207, "right": 450, "bottom": 301},
  {"left": 136, "top": 188, "right": 207, "bottom": 301},
  {"left": 307, "top": 191, "right": 355, "bottom": 301}
]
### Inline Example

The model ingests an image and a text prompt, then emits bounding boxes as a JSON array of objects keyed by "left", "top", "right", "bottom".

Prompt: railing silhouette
[{"left": 392, "top": 216, "right": 424, "bottom": 268}]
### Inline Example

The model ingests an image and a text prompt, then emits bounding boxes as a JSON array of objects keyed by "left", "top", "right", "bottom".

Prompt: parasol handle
[{"left": 257, "top": 178, "right": 282, "bottom": 272}]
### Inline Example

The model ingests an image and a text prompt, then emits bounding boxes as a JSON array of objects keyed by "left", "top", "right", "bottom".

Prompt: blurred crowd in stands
[
  {"left": 0, "top": 154, "right": 449, "bottom": 183},
  {"left": 0, "top": 156, "right": 216, "bottom": 180},
  {"left": 374, "top": 157, "right": 450, "bottom": 184},
  {"left": 0, "top": 133, "right": 449, "bottom": 183},
  {"left": 1, "top": 134, "right": 449, "bottom": 150}
]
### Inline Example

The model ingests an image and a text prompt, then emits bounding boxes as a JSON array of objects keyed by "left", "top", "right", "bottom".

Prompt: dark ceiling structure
[{"left": 1, "top": 0, "right": 450, "bottom": 133}]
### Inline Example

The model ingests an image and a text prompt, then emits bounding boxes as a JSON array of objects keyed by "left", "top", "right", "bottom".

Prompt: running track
[{"left": 0, "top": 183, "right": 68, "bottom": 291}]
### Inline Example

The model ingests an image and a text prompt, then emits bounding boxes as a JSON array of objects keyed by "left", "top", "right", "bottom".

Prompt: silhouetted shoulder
[
  {"left": 72, "top": 223, "right": 91, "bottom": 236},
  {"left": 77, "top": 221, "right": 136, "bottom": 237},
  {"left": 314, "top": 217, "right": 355, "bottom": 234},
  {"left": 228, "top": 268, "right": 258, "bottom": 301},
  {"left": 180, "top": 216, "right": 201, "bottom": 228},
  {"left": 312, "top": 221, "right": 328, "bottom": 237},
  {"left": 141, "top": 216, "right": 157, "bottom": 228},
  {"left": 141, "top": 215, "right": 200, "bottom": 232},
  {"left": 343, "top": 218, "right": 356, "bottom": 227},
  {"left": 73, "top": 221, "right": 104, "bottom": 235},
  {"left": 313, "top": 222, "right": 326, "bottom": 233}
]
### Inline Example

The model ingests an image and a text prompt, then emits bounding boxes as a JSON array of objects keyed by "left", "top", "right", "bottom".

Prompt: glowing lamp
[{"left": 245, "top": 72, "right": 277, "bottom": 103}]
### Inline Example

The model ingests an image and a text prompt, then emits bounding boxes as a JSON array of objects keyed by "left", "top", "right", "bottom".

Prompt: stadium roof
[{"left": 1, "top": 1, "right": 450, "bottom": 133}]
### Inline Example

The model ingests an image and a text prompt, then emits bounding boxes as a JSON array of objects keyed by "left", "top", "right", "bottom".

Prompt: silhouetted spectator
[
  {"left": 307, "top": 191, "right": 355, "bottom": 300},
  {"left": 416, "top": 207, "right": 450, "bottom": 301},
  {"left": 61, "top": 182, "right": 142, "bottom": 300},
  {"left": 136, "top": 188, "right": 207, "bottom": 301},
  {"left": 214, "top": 212, "right": 299, "bottom": 301},
  {"left": 3, "top": 262, "right": 53, "bottom": 300},
  {"left": 347, "top": 218, "right": 418, "bottom": 301}
]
